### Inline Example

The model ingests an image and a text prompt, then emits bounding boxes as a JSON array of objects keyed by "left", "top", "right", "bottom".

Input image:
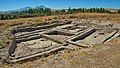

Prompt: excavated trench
[{"left": 7, "top": 20, "right": 120, "bottom": 63}]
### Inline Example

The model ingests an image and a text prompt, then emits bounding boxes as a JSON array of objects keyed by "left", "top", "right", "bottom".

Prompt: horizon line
[{"left": 0, "top": 5, "right": 120, "bottom": 12}]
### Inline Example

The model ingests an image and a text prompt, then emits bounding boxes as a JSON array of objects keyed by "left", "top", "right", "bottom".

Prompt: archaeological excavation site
[{"left": 2, "top": 19, "right": 120, "bottom": 63}]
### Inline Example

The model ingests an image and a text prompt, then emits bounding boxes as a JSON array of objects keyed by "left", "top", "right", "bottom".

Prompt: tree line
[{"left": 0, "top": 7, "right": 120, "bottom": 20}]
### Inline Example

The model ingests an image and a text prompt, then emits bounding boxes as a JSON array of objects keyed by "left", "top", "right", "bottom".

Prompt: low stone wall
[
  {"left": 9, "top": 43, "right": 68, "bottom": 63},
  {"left": 12, "top": 21, "right": 71, "bottom": 34},
  {"left": 9, "top": 40, "right": 17, "bottom": 56},
  {"left": 71, "top": 28, "right": 95, "bottom": 42},
  {"left": 7, "top": 20, "right": 120, "bottom": 63},
  {"left": 15, "top": 35, "right": 42, "bottom": 43},
  {"left": 46, "top": 30, "right": 74, "bottom": 36}
]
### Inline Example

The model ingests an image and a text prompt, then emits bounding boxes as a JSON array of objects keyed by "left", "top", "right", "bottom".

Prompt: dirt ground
[
  {"left": 1, "top": 38, "right": 120, "bottom": 68},
  {"left": 0, "top": 13, "right": 120, "bottom": 68}
]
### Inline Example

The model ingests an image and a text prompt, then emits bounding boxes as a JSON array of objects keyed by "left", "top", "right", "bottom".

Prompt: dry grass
[
  {"left": 0, "top": 13, "right": 120, "bottom": 32},
  {"left": 0, "top": 13, "right": 120, "bottom": 47},
  {"left": 0, "top": 13, "right": 120, "bottom": 68}
]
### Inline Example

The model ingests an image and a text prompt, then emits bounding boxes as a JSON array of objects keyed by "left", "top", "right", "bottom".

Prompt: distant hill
[
  {"left": 17, "top": 7, "right": 32, "bottom": 11},
  {"left": 0, "top": 6, "right": 120, "bottom": 20},
  {"left": 0, "top": 6, "right": 120, "bottom": 14},
  {"left": 35, "top": 5, "right": 46, "bottom": 9},
  {"left": 0, "top": 5, "right": 47, "bottom": 14}
]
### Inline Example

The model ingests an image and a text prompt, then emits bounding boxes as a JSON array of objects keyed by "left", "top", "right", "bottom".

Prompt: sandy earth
[
  {"left": 1, "top": 37, "right": 119, "bottom": 68},
  {"left": 0, "top": 16, "right": 120, "bottom": 68}
]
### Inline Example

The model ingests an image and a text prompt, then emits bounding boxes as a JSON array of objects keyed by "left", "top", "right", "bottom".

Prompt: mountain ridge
[{"left": 0, "top": 5, "right": 47, "bottom": 13}]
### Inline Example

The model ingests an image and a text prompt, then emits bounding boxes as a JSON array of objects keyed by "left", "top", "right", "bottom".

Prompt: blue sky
[{"left": 0, "top": 0, "right": 120, "bottom": 11}]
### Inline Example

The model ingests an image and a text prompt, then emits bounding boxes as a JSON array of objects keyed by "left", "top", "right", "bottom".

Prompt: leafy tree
[
  {"left": 44, "top": 8, "right": 51, "bottom": 15},
  {"left": 68, "top": 7, "right": 73, "bottom": 14},
  {"left": 118, "top": 10, "right": 120, "bottom": 14},
  {"left": 0, "top": 7, "right": 118, "bottom": 20},
  {"left": 0, "top": 14, "right": 4, "bottom": 20}
]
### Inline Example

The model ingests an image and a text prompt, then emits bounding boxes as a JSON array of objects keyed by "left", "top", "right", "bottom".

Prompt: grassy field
[
  {"left": 0, "top": 13, "right": 120, "bottom": 47},
  {"left": 0, "top": 13, "right": 120, "bottom": 68},
  {"left": 0, "top": 13, "right": 120, "bottom": 32}
]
